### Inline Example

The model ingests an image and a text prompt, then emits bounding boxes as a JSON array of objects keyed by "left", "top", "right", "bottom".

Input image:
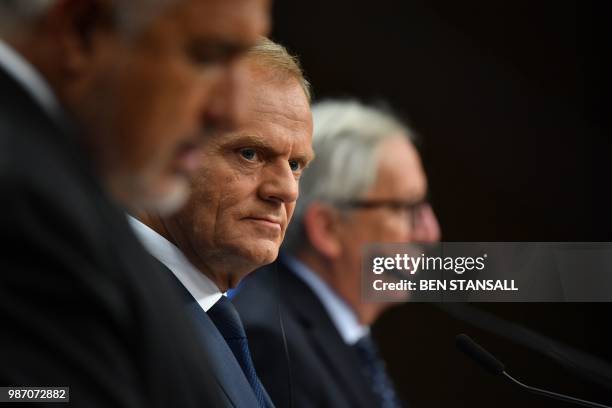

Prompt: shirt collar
[
  {"left": 0, "top": 39, "right": 62, "bottom": 121},
  {"left": 282, "top": 254, "right": 369, "bottom": 345},
  {"left": 128, "top": 215, "right": 222, "bottom": 312}
]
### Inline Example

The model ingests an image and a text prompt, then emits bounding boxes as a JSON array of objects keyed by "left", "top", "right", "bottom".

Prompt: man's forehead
[
  {"left": 251, "top": 101, "right": 312, "bottom": 130},
  {"left": 247, "top": 80, "right": 311, "bottom": 123},
  {"left": 369, "top": 141, "right": 427, "bottom": 199}
]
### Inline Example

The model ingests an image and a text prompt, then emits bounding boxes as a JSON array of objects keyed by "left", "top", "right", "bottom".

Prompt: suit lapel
[
  {"left": 278, "top": 261, "right": 379, "bottom": 408},
  {"left": 260, "top": 382, "right": 274, "bottom": 408},
  {"left": 161, "top": 265, "right": 263, "bottom": 408}
]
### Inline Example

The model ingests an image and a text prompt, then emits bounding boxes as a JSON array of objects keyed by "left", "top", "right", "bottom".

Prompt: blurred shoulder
[{"left": 233, "top": 262, "right": 287, "bottom": 327}]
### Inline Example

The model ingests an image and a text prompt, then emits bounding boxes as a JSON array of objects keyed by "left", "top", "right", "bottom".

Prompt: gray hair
[
  {"left": 282, "top": 99, "right": 415, "bottom": 253},
  {"left": 0, "top": 0, "right": 175, "bottom": 35}
]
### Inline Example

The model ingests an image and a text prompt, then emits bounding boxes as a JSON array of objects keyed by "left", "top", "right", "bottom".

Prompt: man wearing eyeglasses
[{"left": 233, "top": 99, "right": 440, "bottom": 408}]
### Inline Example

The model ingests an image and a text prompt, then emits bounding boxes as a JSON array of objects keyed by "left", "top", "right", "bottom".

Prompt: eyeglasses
[{"left": 334, "top": 198, "right": 430, "bottom": 229}]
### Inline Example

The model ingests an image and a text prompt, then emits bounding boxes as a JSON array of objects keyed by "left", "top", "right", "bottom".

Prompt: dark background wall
[{"left": 272, "top": 1, "right": 611, "bottom": 406}]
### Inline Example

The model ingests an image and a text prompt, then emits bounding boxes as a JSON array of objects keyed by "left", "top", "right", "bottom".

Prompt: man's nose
[
  {"left": 258, "top": 163, "right": 299, "bottom": 204},
  {"left": 412, "top": 203, "right": 441, "bottom": 242},
  {"left": 201, "top": 59, "right": 249, "bottom": 134}
]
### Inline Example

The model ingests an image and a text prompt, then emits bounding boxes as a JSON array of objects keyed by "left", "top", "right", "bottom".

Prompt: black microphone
[{"left": 455, "top": 334, "right": 612, "bottom": 408}]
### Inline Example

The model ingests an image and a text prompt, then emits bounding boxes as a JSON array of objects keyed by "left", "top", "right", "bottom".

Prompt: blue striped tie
[
  {"left": 208, "top": 296, "right": 267, "bottom": 407},
  {"left": 353, "top": 334, "right": 404, "bottom": 408}
]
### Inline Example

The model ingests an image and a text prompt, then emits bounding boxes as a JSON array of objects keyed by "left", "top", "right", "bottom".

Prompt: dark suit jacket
[
  {"left": 164, "top": 267, "right": 276, "bottom": 408},
  {"left": 0, "top": 66, "right": 228, "bottom": 406},
  {"left": 233, "top": 258, "right": 381, "bottom": 408}
]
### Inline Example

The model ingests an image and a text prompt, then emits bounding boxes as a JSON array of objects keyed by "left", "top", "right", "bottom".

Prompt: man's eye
[
  {"left": 187, "top": 46, "right": 215, "bottom": 66},
  {"left": 187, "top": 45, "right": 228, "bottom": 67},
  {"left": 289, "top": 160, "right": 300, "bottom": 171},
  {"left": 187, "top": 41, "right": 244, "bottom": 68},
  {"left": 239, "top": 148, "right": 258, "bottom": 161}
]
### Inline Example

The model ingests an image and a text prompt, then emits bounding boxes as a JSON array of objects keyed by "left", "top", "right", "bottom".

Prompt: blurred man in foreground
[
  {"left": 233, "top": 100, "right": 440, "bottom": 408},
  {"left": 0, "top": 0, "right": 268, "bottom": 406},
  {"left": 131, "top": 38, "right": 313, "bottom": 407}
]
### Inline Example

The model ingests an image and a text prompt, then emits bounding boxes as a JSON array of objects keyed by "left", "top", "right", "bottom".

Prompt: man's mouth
[{"left": 243, "top": 216, "right": 282, "bottom": 231}]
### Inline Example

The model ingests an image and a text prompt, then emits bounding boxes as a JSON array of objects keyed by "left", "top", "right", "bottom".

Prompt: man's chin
[
  {"left": 232, "top": 241, "right": 279, "bottom": 270},
  {"left": 248, "top": 240, "right": 280, "bottom": 264}
]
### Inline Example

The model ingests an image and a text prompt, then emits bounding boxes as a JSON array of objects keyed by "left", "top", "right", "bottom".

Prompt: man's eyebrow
[
  {"left": 188, "top": 39, "right": 253, "bottom": 61},
  {"left": 293, "top": 150, "right": 315, "bottom": 166},
  {"left": 222, "top": 134, "right": 272, "bottom": 149}
]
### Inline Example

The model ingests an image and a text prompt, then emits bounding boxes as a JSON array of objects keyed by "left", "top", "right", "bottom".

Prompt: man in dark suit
[
  {"left": 131, "top": 38, "right": 314, "bottom": 407},
  {"left": 233, "top": 100, "right": 441, "bottom": 407},
  {"left": 0, "top": 0, "right": 269, "bottom": 406}
]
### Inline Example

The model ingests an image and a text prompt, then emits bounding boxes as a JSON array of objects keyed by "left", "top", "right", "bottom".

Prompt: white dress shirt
[
  {"left": 129, "top": 216, "right": 223, "bottom": 312},
  {"left": 283, "top": 254, "right": 369, "bottom": 345},
  {"left": 0, "top": 39, "right": 61, "bottom": 120}
]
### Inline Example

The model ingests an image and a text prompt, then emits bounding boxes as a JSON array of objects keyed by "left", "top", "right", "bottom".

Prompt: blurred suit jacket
[
  {"left": 233, "top": 259, "right": 380, "bottom": 408},
  {"left": 0, "top": 63, "right": 229, "bottom": 406}
]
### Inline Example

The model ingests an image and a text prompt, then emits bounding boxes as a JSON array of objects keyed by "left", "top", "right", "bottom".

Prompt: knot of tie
[{"left": 208, "top": 295, "right": 247, "bottom": 340}]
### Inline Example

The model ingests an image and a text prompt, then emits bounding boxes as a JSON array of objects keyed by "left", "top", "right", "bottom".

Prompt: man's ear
[
  {"left": 303, "top": 202, "right": 343, "bottom": 260},
  {"left": 45, "top": 0, "right": 117, "bottom": 78}
]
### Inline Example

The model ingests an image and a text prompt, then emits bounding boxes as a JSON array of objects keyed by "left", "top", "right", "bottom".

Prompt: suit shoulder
[{"left": 233, "top": 264, "right": 281, "bottom": 324}]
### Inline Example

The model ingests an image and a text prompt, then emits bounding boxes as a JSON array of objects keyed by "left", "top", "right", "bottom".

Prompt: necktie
[
  {"left": 353, "top": 334, "right": 404, "bottom": 408},
  {"left": 208, "top": 296, "right": 267, "bottom": 407}
]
